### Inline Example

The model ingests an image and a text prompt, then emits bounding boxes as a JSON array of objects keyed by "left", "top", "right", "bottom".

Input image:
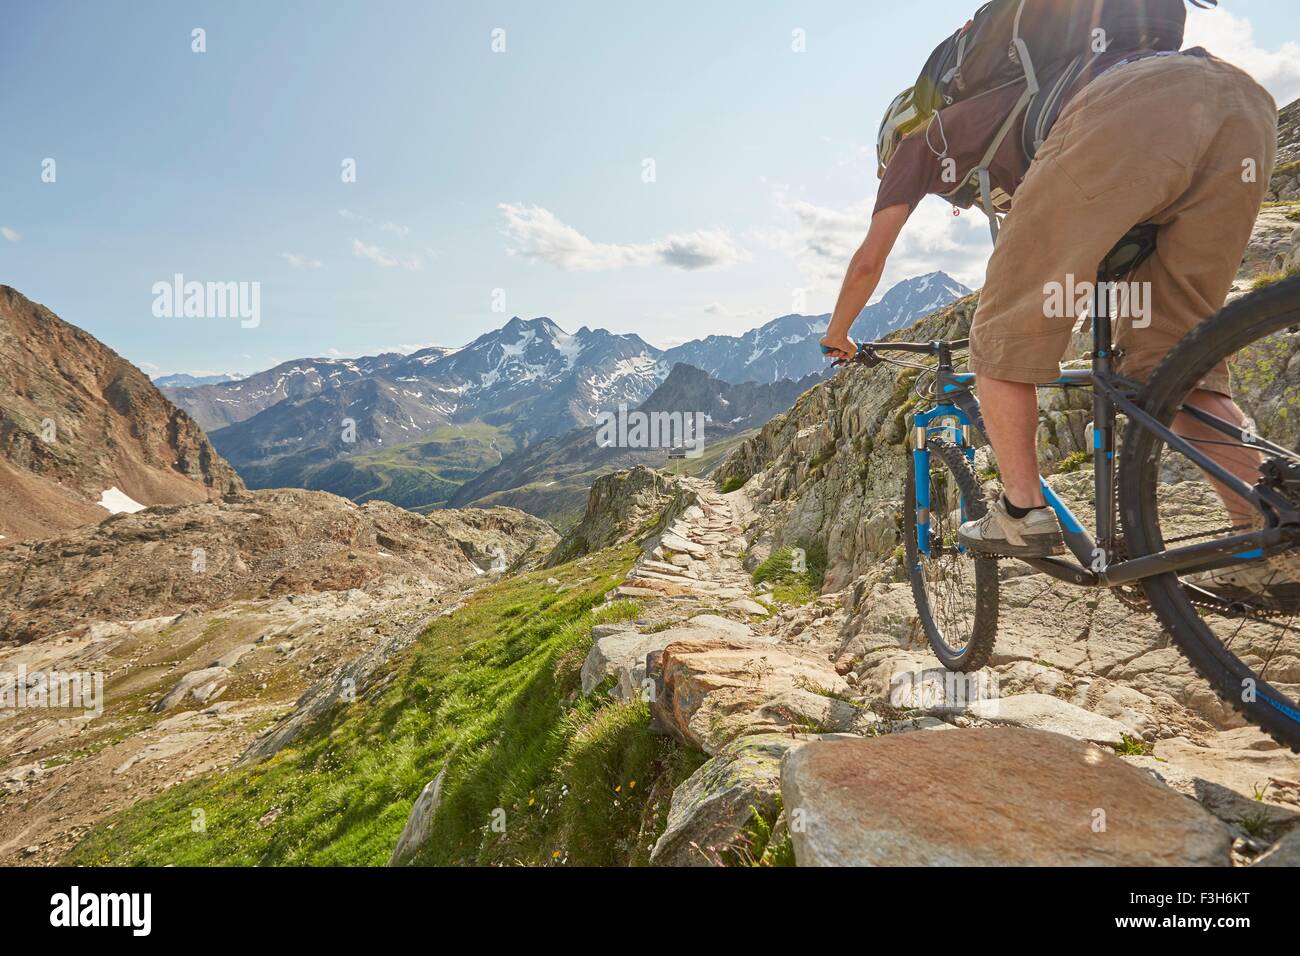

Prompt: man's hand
[{"left": 820, "top": 334, "right": 858, "bottom": 363}]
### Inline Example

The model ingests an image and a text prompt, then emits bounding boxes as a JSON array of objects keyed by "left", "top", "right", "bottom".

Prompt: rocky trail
[{"left": 567, "top": 474, "right": 1300, "bottom": 867}]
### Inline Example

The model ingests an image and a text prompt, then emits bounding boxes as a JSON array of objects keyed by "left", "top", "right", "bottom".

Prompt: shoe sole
[{"left": 956, "top": 531, "right": 1066, "bottom": 559}]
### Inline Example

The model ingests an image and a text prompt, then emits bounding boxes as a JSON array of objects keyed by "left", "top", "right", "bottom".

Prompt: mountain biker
[{"left": 820, "top": 1, "right": 1280, "bottom": 598}]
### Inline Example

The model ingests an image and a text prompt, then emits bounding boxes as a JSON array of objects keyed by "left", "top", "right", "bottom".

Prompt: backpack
[{"left": 877, "top": 0, "right": 1217, "bottom": 241}]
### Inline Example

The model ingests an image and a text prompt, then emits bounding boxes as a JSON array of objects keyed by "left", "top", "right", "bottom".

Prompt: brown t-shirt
[{"left": 874, "top": 49, "right": 1170, "bottom": 216}]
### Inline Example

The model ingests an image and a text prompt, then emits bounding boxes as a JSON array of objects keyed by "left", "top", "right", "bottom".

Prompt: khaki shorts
[{"left": 970, "top": 53, "right": 1278, "bottom": 396}]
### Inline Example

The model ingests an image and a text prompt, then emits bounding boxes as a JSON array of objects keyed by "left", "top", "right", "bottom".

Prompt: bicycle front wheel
[
  {"left": 1120, "top": 276, "right": 1300, "bottom": 751},
  {"left": 905, "top": 438, "right": 999, "bottom": 671}
]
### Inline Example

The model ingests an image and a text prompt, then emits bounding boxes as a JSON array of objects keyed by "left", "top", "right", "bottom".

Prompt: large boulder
[
  {"left": 780, "top": 728, "right": 1233, "bottom": 866},
  {"left": 580, "top": 616, "right": 755, "bottom": 698},
  {"left": 652, "top": 637, "right": 871, "bottom": 754}
]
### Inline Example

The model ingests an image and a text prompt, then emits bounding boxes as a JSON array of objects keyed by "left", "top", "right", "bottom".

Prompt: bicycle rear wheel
[
  {"left": 1120, "top": 276, "right": 1300, "bottom": 751},
  {"left": 905, "top": 438, "right": 998, "bottom": 671}
]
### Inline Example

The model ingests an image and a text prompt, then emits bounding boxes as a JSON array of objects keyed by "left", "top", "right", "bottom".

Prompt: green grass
[
  {"left": 719, "top": 474, "right": 749, "bottom": 494},
  {"left": 1054, "top": 451, "right": 1094, "bottom": 475},
  {"left": 1250, "top": 265, "right": 1300, "bottom": 292},
  {"left": 751, "top": 542, "right": 827, "bottom": 606},
  {"left": 1113, "top": 734, "right": 1154, "bottom": 757},
  {"left": 65, "top": 543, "right": 704, "bottom": 867},
  {"left": 1238, "top": 808, "right": 1271, "bottom": 839},
  {"left": 306, "top": 421, "right": 515, "bottom": 510}
]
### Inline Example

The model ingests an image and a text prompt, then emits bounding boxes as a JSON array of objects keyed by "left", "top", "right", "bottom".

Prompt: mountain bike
[{"left": 829, "top": 227, "right": 1300, "bottom": 751}]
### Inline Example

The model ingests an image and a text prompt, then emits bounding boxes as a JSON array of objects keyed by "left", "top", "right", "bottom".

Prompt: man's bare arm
[{"left": 820, "top": 203, "right": 910, "bottom": 358}]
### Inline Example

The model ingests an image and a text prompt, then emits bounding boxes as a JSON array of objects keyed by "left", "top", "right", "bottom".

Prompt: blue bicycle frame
[{"left": 894, "top": 286, "right": 1300, "bottom": 591}]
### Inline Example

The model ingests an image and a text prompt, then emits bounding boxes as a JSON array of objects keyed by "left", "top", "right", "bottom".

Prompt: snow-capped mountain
[
  {"left": 162, "top": 271, "right": 969, "bottom": 504},
  {"left": 447, "top": 363, "right": 822, "bottom": 522},
  {"left": 852, "top": 271, "right": 972, "bottom": 342},
  {"left": 199, "top": 318, "right": 665, "bottom": 493},
  {"left": 162, "top": 352, "right": 431, "bottom": 431},
  {"left": 659, "top": 272, "right": 970, "bottom": 384},
  {"left": 661, "top": 314, "right": 831, "bottom": 384},
  {"left": 412, "top": 317, "right": 664, "bottom": 440}
]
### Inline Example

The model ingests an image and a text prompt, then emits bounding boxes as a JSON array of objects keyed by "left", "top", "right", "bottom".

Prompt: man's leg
[
  {"left": 975, "top": 377, "right": 1046, "bottom": 508},
  {"left": 1173, "top": 390, "right": 1261, "bottom": 529},
  {"left": 962, "top": 57, "right": 1218, "bottom": 557}
]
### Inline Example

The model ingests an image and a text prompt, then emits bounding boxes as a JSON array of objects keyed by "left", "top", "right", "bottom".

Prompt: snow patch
[{"left": 98, "top": 487, "right": 147, "bottom": 515}]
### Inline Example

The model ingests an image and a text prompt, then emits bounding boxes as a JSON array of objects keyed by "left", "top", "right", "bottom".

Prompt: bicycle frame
[{"left": 908, "top": 283, "right": 1300, "bottom": 591}]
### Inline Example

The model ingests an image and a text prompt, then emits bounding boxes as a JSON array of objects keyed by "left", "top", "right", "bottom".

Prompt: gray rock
[
  {"left": 726, "top": 598, "right": 770, "bottom": 616},
  {"left": 964, "top": 693, "right": 1131, "bottom": 746},
  {"left": 1254, "top": 826, "right": 1300, "bottom": 867},
  {"left": 153, "top": 666, "right": 231, "bottom": 713},
  {"left": 651, "top": 734, "right": 793, "bottom": 866},
  {"left": 388, "top": 768, "right": 447, "bottom": 866}
]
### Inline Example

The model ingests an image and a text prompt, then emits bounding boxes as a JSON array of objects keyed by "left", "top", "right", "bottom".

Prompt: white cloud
[
  {"left": 340, "top": 209, "right": 413, "bottom": 239},
  {"left": 1184, "top": 8, "right": 1300, "bottom": 106},
  {"left": 498, "top": 203, "right": 747, "bottom": 272},
  {"left": 351, "top": 239, "right": 423, "bottom": 270},
  {"left": 326, "top": 348, "right": 348, "bottom": 358},
  {"left": 1, "top": 226, "right": 20, "bottom": 242},
  {"left": 281, "top": 252, "right": 323, "bottom": 269},
  {"left": 703, "top": 302, "right": 761, "bottom": 319},
  {"left": 758, "top": 191, "right": 990, "bottom": 293}
]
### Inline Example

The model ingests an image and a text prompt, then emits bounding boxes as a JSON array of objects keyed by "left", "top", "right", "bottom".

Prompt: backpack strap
[{"left": 971, "top": 0, "right": 1042, "bottom": 244}]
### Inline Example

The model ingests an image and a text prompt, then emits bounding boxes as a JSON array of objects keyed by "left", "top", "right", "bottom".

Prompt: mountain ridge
[
  {"left": 163, "top": 272, "right": 968, "bottom": 511},
  {"left": 0, "top": 286, "right": 244, "bottom": 545}
]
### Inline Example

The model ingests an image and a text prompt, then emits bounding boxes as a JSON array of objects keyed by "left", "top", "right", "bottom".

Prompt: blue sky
[{"left": 3, "top": 0, "right": 1298, "bottom": 376}]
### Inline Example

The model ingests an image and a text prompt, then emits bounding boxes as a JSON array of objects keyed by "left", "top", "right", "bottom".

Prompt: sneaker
[
  {"left": 957, "top": 498, "right": 1065, "bottom": 558},
  {"left": 1185, "top": 561, "right": 1300, "bottom": 610}
]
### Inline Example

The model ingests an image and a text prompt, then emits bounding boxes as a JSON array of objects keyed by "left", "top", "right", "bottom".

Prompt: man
[{"left": 820, "top": 9, "right": 1277, "bottom": 581}]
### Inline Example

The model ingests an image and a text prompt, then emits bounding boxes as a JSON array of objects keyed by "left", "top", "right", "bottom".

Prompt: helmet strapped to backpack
[{"left": 877, "top": 0, "right": 1219, "bottom": 242}]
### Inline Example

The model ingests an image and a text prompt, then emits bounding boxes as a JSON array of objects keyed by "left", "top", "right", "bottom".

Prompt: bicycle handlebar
[{"left": 820, "top": 338, "right": 969, "bottom": 367}]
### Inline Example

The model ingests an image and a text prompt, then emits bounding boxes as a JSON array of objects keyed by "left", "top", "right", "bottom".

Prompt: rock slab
[
  {"left": 388, "top": 767, "right": 447, "bottom": 866},
  {"left": 965, "top": 693, "right": 1132, "bottom": 746},
  {"left": 780, "top": 727, "right": 1233, "bottom": 866}
]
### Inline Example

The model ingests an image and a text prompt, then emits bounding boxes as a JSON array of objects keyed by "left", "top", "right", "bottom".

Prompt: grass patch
[
  {"left": 719, "top": 474, "right": 749, "bottom": 494},
  {"left": 1054, "top": 451, "right": 1094, "bottom": 475},
  {"left": 65, "top": 543, "right": 702, "bottom": 867},
  {"left": 1238, "top": 808, "right": 1271, "bottom": 839},
  {"left": 752, "top": 542, "right": 826, "bottom": 606},
  {"left": 1113, "top": 734, "right": 1154, "bottom": 757},
  {"left": 1250, "top": 265, "right": 1300, "bottom": 292}
]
